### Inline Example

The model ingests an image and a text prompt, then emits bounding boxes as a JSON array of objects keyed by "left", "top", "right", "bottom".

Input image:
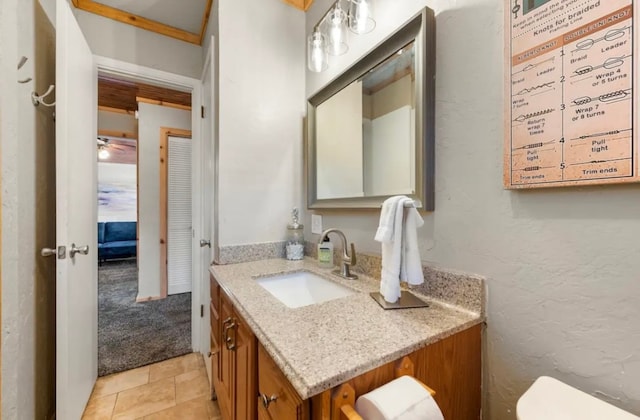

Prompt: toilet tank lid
[{"left": 516, "top": 376, "right": 639, "bottom": 420}]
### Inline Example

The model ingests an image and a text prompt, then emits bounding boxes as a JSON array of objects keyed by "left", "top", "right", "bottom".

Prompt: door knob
[
  {"left": 41, "top": 246, "right": 65, "bottom": 259},
  {"left": 200, "top": 239, "right": 211, "bottom": 248},
  {"left": 69, "top": 243, "right": 89, "bottom": 258},
  {"left": 41, "top": 248, "right": 56, "bottom": 257}
]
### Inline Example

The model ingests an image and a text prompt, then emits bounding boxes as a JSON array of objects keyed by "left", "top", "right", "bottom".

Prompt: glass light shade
[
  {"left": 348, "top": 0, "right": 375, "bottom": 34},
  {"left": 327, "top": 5, "right": 348, "bottom": 55},
  {"left": 98, "top": 148, "right": 110, "bottom": 159},
  {"left": 308, "top": 31, "right": 329, "bottom": 73}
]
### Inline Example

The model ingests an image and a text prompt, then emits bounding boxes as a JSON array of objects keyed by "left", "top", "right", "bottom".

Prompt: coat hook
[
  {"left": 32, "top": 84, "right": 56, "bottom": 107},
  {"left": 17, "top": 56, "right": 28, "bottom": 69},
  {"left": 17, "top": 56, "right": 32, "bottom": 84}
]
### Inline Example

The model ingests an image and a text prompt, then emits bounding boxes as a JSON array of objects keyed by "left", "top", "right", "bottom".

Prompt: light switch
[{"left": 311, "top": 214, "right": 323, "bottom": 234}]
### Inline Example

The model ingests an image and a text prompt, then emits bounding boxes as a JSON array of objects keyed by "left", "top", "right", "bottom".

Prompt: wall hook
[
  {"left": 17, "top": 56, "right": 32, "bottom": 84},
  {"left": 32, "top": 84, "right": 56, "bottom": 107}
]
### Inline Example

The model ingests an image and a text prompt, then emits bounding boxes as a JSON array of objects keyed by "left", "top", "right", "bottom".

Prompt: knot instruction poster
[{"left": 505, "top": 0, "right": 639, "bottom": 188}]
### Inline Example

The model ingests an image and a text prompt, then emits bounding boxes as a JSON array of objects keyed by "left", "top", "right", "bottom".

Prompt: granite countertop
[{"left": 209, "top": 258, "right": 483, "bottom": 400}]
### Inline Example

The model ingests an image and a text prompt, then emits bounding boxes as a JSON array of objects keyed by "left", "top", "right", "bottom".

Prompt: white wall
[
  {"left": 216, "top": 0, "right": 305, "bottom": 246},
  {"left": 305, "top": 0, "right": 640, "bottom": 418},
  {"left": 98, "top": 109, "right": 137, "bottom": 133},
  {"left": 137, "top": 103, "right": 190, "bottom": 299},
  {"left": 73, "top": 8, "right": 203, "bottom": 79},
  {"left": 1, "top": 1, "right": 57, "bottom": 418}
]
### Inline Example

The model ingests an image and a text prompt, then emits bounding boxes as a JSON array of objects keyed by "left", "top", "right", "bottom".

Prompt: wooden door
[{"left": 234, "top": 309, "right": 257, "bottom": 420}]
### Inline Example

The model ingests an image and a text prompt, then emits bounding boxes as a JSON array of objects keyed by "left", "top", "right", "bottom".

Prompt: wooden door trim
[{"left": 159, "top": 127, "right": 192, "bottom": 298}]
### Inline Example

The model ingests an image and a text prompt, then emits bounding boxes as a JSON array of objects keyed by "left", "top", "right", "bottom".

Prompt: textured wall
[
  {"left": 1, "top": 1, "right": 57, "bottom": 418},
  {"left": 216, "top": 0, "right": 306, "bottom": 246},
  {"left": 305, "top": 0, "right": 640, "bottom": 418}
]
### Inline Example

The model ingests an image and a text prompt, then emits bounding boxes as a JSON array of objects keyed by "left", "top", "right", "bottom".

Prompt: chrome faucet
[{"left": 318, "top": 228, "right": 358, "bottom": 280}]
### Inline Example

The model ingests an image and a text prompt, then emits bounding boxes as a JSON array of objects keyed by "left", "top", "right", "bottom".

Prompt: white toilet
[{"left": 517, "top": 376, "right": 639, "bottom": 420}]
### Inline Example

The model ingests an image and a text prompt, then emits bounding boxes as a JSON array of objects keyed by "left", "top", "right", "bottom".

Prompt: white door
[
  {"left": 167, "top": 136, "right": 193, "bottom": 294},
  {"left": 56, "top": 0, "right": 98, "bottom": 418},
  {"left": 200, "top": 43, "right": 215, "bottom": 381}
]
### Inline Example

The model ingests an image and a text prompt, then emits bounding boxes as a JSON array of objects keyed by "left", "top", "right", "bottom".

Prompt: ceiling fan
[{"left": 97, "top": 136, "right": 136, "bottom": 160}]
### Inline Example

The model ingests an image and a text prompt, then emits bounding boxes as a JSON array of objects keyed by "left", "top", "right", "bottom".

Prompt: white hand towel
[
  {"left": 400, "top": 204, "right": 424, "bottom": 286},
  {"left": 375, "top": 196, "right": 413, "bottom": 303},
  {"left": 375, "top": 196, "right": 403, "bottom": 243}
]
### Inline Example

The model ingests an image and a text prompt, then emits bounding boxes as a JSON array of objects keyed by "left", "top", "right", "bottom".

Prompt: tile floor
[{"left": 82, "top": 352, "right": 221, "bottom": 419}]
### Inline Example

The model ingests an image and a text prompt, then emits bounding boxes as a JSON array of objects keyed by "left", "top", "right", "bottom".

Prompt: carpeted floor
[{"left": 98, "top": 259, "right": 191, "bottom": 377}]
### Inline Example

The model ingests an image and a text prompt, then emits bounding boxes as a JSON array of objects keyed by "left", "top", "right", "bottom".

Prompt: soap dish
[{"left": 370, "top": 291, "right": 430, "bottom": 310}]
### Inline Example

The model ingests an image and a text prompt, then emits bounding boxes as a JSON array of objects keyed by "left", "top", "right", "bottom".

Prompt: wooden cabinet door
[
  {"left": 215, "top": 291, "right": 235, "bottom": 420},
  {"left": 234, "top": 309, "right": 257, "bottom": 420},
  {"left": 257, "top": 344, "right": 309, "bottom": 420}
]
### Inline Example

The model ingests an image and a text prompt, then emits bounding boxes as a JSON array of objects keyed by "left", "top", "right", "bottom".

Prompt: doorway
[{"left": 96, "top": 74, "right": 194, "bottom": 376}]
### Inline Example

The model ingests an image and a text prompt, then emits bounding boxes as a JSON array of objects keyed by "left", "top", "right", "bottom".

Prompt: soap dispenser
[
  {"left": 285, "top": 208, "right": 304, "bottom": 260},
  {"left": 317, "top": 237, "right": 333, "bottom": 268}
]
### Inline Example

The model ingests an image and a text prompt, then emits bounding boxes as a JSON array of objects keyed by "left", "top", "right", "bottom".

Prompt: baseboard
[
  {"left": 168, "top": 282, "right": 191, "bottom": 295},
  {"left": 135, "top": 295, "right": 163, "bottom": 302}
]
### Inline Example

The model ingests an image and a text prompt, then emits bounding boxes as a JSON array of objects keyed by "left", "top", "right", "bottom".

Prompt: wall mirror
[{"left": 307, "top": 8, "right": 435, "bottom": 210}]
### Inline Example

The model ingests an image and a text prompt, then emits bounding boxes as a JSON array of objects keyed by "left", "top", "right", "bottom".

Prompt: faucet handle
[{"left": 348, "top": 243, "right": 357, "bottom": 266}]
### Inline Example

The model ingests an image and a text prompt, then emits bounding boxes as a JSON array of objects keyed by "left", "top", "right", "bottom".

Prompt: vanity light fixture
[
  {"left": 348, "top": 0, "right": 375, "bottom": 34},
  {"left": 307, "top": 0, "right": 376, "bottom": 73},
  {"left": 308, "top": 29, "right": 329, "bottom": 72},
  {"left": 327, "top": 3, "right": 349, "bottom": 56}
]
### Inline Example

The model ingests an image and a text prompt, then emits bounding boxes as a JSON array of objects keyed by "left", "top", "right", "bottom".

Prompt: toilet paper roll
[{"left": 355, "top": 376, "right": 444, "bottom": 420}]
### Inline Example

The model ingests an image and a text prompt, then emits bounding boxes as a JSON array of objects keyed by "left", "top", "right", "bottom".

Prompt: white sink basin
[{"left": 256, "top": 271, "right": 355, "bottom": 308}]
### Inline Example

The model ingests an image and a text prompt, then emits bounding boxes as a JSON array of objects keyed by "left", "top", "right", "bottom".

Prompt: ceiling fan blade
[{"left": 109, "top": 143, "right": 136, "bottom": 150}]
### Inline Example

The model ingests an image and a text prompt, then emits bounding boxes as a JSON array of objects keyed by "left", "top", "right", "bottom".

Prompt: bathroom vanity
[{"left": 209, "top": 259, "right": 483, "bottom": 420}]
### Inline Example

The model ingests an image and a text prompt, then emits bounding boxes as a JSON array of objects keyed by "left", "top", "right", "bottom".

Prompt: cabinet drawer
[{"left": 258, "top": 344, "right": 308, "bottom": 420}]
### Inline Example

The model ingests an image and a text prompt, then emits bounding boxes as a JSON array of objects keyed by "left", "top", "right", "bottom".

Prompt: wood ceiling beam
[
  {"left": 282, "top": 0, "right": 315, "bottom": 11},
  {"left": 98, "top": 105, "right": 136, "bottom": 116},
  {"left": 136, "top": 97, "right": 191, "bottom": 112},
  {"left": 74, "top": 0, "right": 201, "bottom": 45},
  {"left": 98, "top": 129, "right": 137, "bottom": 140},
  {"left": 199, "top": 0, "right": 214, "bottom": 45}
]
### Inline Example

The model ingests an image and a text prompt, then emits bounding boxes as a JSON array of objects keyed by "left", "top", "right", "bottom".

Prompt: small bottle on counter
[
  {"left": 317, "top": 238, "right": 333, "bottom": 268},
  {"left": 286, "top": 208, "right": 304, "bottom": 261}
]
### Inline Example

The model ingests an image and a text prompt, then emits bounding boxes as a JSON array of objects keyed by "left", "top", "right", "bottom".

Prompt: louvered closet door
[{"left": 168, "top": 136, "right": 192, "bottom": 295}]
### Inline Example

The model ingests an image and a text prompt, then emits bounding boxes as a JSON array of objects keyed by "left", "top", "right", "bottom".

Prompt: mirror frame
[{"left": 306, "top": 8, "right": 435, "bottom": 210}]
